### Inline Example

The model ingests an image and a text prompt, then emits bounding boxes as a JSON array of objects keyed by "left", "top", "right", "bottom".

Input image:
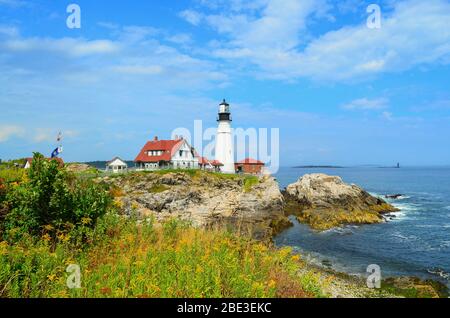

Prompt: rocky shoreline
[
  {"left": 297, "top": 260, "right": 448, "bottom": 298},
  {"left": 97, "top": 169, "right": 447, "bottom": 297},
  {"left": 100, "top": 170, "right": 398, "bottom": 236}
]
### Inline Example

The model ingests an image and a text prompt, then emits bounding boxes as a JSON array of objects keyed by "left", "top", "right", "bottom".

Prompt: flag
[{"left": 51, "top": 146, "right": 63, "bottom": 158}]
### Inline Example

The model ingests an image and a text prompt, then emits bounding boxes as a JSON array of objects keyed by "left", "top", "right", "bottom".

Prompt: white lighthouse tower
[{"left": 215, "top": 99, "right": 235, "bottom": 174}]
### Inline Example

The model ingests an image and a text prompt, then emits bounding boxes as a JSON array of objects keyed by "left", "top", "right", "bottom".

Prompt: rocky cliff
[
  {"left": 284, "top": 173, "right": 398, "bottom": 231},
  {"left": 100, "top": 171, "right": 289, "bottom": 240}
]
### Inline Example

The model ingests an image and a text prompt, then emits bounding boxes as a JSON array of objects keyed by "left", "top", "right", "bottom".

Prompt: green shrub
[
  {"left": 0, "top": 178, "right": 8, "bottom": 232},
  {"left": 243, "top": 176, "right": 259, "bottom": 192},
  {"left": 149, "top": 184, "right": 169, "bottom": 193},
  {"left": 0, "top": 178, "right": 5, "bottom": 205},
  {"left": 3, "top": 153, "right": 112, "bottom": 242},
  {"left": 0, "top": 168, "right": 26, "bottom": 184}
]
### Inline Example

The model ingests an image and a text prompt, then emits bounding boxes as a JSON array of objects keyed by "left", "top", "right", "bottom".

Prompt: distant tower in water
[{"left": 215, "top": 99, "right": 235, "bottom": 174}]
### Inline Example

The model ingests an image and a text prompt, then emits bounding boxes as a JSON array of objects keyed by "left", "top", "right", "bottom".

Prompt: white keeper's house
[
  {"left": 134, "top": 136, "right": 199, "bottom": 170},
  {"left": 106, "top": 157, "right": 128, "bottom": 173}
]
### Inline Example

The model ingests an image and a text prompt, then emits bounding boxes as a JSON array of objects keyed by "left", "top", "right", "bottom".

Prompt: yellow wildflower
[
  {"left": 291, "top": 255, "right": 300, "bottom": 262},
  {"left": 196, "top": 265, "right": 204, "bottom": 273},
  {"left": 133, "top": 260, "right": 144, "bottom": 267},
  {"left": 113, "top": 199, "right": 124, "bottom": 209},
  {"left": 278, "top": 246, "right": 292, "bottom": 259},
  {"left": 43, "top": 224, "right": 54, "bottom": 231},
  {"left": 42, "top": 233, "right": 51, "bottom": 242},
  {"left": 57, "top": 290, "right": 69, "bottom": 298},
  {"left": 47, "top": 274, "right": 57, "bottom": 282},
  {"left": 268, "top": 279, "right": 276, "bottom": 289},
  {"left": 254, "top": 244, "right": 268, "bottom": 253},
  {"left": 131, "top": 202, "right": 139, "bottom": 210},
  {"left": 65, "top": 259, "right": 75, "bottom": 266},
  {"left": 81, "top": 217, "right": 92, "bottom": 225},
  {"left": 0, "top": 241, "right": 8, "bottom": 256}
]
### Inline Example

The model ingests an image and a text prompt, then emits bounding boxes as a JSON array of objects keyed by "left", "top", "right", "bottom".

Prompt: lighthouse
[{"left": 215, "top": 99, "right": 235, "bottom": 174}]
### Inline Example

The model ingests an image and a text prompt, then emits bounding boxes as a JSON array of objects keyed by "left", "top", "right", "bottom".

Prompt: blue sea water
[{"left": 273, "top": 167, "right": 450, "bottom": 287}]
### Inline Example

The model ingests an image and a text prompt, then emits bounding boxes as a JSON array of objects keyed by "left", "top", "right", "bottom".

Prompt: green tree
[{"left": 3, "top": 153, "right": 112, "bottom": 242}]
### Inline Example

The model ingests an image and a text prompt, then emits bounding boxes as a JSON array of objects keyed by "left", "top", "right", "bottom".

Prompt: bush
[
  {"left": 0, "top": 178, "right": 5, "bottom": 205},
  {"left": 3, "top": 153, "right": 112, "bottom": 242},
  {"left": 0, "top": 178, "right": 8, "bottom": 229}
]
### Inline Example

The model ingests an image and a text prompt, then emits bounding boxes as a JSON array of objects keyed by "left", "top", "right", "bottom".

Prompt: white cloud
[
  {"left": 3, "top": 38, "right": 119, "bottom": 57},
  {"left": 190, "top": 0, "right": 450, "bottom": 81},
  {"left": 179, "top": 10, "right": 203, "bottom": 26},
  {"left": 0, "top": 0, "right": 26, "bottom": 7},
  {"left": 207, "top": 0, "right": 320, "bottom": 49},
  {"left": 166, "top": 33, "right": 192, "bottom": 44},
  {"left": 32, "top": 128, "right": 54, "bottom": 143},
  {"left": 342, "top": 98, "right": 389, "bottom": 110},
  {"left": 0, "top": 23, "right": 226, "bottom": 90},
  {"left": 112, "top": 65, "right": 164, "bottom": 75},
  {"left": 382, "top": 111, "right": 393, "bottom": 121},
  {"left": 32, "top": 129, "right": 79, "bottom": 143},
  {"left": 0, "top": 25, "right": 19, "bottom": 37},
  {"left": 0, "top": 125, "right": 25, "bottom": 142}
]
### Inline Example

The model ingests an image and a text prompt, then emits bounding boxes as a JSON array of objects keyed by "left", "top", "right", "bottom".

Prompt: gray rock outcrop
[
  {"left": 284, "top": 173, "right": 398, "bottom": 230},
  {"left": 101, "top": 171, "right": 289, "bottom": 240}
]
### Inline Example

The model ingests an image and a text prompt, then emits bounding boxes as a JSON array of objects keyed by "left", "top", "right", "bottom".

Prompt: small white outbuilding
[{"left": 106, "top": 157, "right": 128, "bottom": 173}]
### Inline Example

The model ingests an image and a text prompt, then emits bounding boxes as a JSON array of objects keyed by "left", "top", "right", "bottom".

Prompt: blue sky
[{"left": 0, "top": 0, "right": 449, "bottom": 166}]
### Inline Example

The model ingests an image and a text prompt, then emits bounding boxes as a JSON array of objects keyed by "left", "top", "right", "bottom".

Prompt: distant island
[
  {"left": 293, "top": 165, "right": 345, "bottom": 168},
  {"left": 378, "top": 163, "right": 401, "bottom": 169}
]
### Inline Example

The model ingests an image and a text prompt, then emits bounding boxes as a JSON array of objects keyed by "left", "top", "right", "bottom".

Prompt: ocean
[{"left": 273, "top": 166, "right": 450, "bottom": 287}]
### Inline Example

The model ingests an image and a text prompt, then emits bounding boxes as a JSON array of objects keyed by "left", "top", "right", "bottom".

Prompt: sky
[{"left": 0, "top": 0, "right": 449, "bottom": 166}]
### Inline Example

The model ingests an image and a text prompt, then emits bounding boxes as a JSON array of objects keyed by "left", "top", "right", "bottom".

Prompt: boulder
[
  {"left": 66, "top": 163, "right": 96, "bottom": 173},
  {"left": 284, "top": 173, "right": 398, "bottom": 231},
  {"left": 385, "top": 194, "right": 403, "bottom": 199}
]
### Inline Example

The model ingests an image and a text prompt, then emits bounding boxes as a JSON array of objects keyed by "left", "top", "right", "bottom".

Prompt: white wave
[
  {"left": 391, "top": 231, "right": 418, "bottom": 241},
  {"left": 414, "top": 224, "right": 441, "bottom": 229},
  {"left": 380, "top": 201, "right": 421, "bottom": 222},
  {"left": 371, "top": 192, "right": 411, "bottom": 201},
  {"left": 320, "top": 225, "right": 357, "bottom": 235},
  {"left": 427, "top": 268, "right": 450, "bottom": 281},
  {"left": 384, "top": 211, "right": 406, "bottom": 221},
  {"left": 392, "top": 202, "right": 421, "bottom": 213},
  {"left": 444, "top": 206, "right": 450, "bottom": 211},
  {"left": 439, "top": 240, "right": 450, "bottom": 249}
]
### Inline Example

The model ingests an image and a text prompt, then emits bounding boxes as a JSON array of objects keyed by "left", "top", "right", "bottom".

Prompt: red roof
[
  {"left": 236, "top": 158, "right": 264, "bottom": 165},
  {"left": 134, "top": 139, "right": 183, "bottom": 163},
  {"left": 198, "top": 157, "right": 210, "bottom": 165},
  {"left": 210, "top": 160, "right": 223, "bottom": 166}
]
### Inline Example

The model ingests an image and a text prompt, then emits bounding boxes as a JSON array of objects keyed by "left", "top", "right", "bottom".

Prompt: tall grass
[
  {"left": 0, "top": 168, "right": 26, "bottom": 184},
  {"left": 0, "top": 215, "right": 324, "bottom": 298}
]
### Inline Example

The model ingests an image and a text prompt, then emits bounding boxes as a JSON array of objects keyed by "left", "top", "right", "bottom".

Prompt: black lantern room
[{"left": 217, "top": 99, "right": 232, "bottom": 122}]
